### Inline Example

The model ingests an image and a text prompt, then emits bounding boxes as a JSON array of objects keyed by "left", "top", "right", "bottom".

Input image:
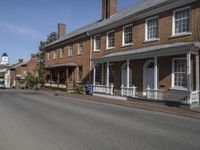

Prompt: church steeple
[{"left": 1, "top": 53, "right": 9, "bottom": 65}]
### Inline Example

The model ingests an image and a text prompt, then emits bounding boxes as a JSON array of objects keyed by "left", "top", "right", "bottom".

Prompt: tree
[
  {"left": 36, "top": 32, "right": 58, "bottom": 85},
  {"left": 25, "top": 72, "right": 35, "bottom": 88}
]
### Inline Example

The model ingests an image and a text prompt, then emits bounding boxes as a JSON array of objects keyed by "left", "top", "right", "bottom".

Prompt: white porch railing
[
  {"left": 121, "top": 85, "right": 136, "bottom": 97},
  {"left": 146, "top": 87, "right": 199, "bottom": 104},
  {"left": 93, "top": 84, "right": 114, "bottom": 95},
  {"left": 45, "top": 83, "right": 67, "bottom": 89}
]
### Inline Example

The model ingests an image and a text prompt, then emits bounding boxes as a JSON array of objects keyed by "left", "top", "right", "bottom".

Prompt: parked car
[{"left": 0, "top": 83, "right": 5, "bottom": 89}]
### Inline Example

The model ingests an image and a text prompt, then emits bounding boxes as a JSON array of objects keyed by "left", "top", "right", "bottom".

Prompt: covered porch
[
  {"left": 45, "top": 63, "right": 82, "bottom": 91},
  {"left": 92, "top": 42, "right": 200, "bottom": 107}
]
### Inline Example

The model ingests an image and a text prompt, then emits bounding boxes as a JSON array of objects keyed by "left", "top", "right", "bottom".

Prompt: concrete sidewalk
[{"left": 15, "top": 89, "right": 200, "bottom": 119}]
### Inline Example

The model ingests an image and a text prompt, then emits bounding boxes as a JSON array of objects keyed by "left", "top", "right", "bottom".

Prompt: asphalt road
[{"left": 0, "top": 89, "right": 200, "bottom": 150}]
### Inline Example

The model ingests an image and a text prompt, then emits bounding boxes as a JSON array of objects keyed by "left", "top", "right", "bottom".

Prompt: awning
[
  {"left": 45, "top": 63, "right": 82, "bottom": 69},
  {"left": 93, "top": 42, "right": 200, "bottom": 63}
]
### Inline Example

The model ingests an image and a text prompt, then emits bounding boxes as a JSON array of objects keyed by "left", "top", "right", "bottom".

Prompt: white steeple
[{"left": 1, "top": 53, "right": 9, "bottom": 65}]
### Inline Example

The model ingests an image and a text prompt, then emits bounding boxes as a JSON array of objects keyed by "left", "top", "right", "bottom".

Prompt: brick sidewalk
[{"left": 16, "top": 89, "right": 200, "bottom": 119}]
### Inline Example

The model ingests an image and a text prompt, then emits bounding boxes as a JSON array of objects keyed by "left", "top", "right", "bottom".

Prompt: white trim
[
  {"left": 122, "top": 24, "right": 133, "bottom": 46},
  {"left": 93, "top": 64, "right": 96, "bottom": 85},
  {"left": 47, "top": 52, "right": 50, "bottom": 60},
  {"left": 171, "top": 57, "right": 187, "bottom": 89},
  {"left": 154, "top": 56, "right": 158, "bottom": 90},
  {"left": 106, "top": 30, "right": 115, "bottom": 50},
  {"left": 127, "top": 59, "right": 130, "bottom": 88},
  {"left": 94, "top": 34, "right": 101, "bottom": 52},
  {"left": 59, "top": 48, "right": 64, "bottom": 58},
  {"left": 106, "top": 62, "right": 109, "bottom": 86},
  {"left": 145, "top": 16, "right": 159, "bottom": 41},
  {"left": 196, "top": 55, "right": 199, "bottom": 91},
  {"left": 172, "top": 6, "right": 191, "bottom": 36},
  {"left": 187, "top": 53, "right": 191, "bottom": 91},
  {"left": 68, "top": 45, "right": 73, "bottom": 57},
  {"left": 53, "top": 50, "right": 57, "bottom": 60}
]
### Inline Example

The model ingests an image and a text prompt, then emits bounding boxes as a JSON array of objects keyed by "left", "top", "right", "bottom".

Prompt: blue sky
[{"left": 0, "top": 0, "right": 139, "bottom": 64}]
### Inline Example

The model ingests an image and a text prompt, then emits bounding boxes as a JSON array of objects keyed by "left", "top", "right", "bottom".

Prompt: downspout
[{"left": 87, "top": 32, "right": 93, "bottom": 84}]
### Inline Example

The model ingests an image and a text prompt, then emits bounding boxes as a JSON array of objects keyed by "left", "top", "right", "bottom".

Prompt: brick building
[
  {"left": 10, "top": 54, "right": 37, "bottom": 88},
  {"left": 44, "top": 0, "right": 200, "bottom": 107}
]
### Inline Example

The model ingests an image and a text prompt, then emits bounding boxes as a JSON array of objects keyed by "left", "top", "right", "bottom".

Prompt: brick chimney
[
  {"left": 18, "top": 59, "right": 23, "bottom": 63},
  {"left": 102, "top": 0, "right": 117, "bottom": 19},
  {"left": 58, "top": 23, "right": 66, "bottom": 39}
]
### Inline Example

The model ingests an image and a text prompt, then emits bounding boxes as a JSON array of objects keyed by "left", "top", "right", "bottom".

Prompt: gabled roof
[{"left": 45, "top": 0, "right": 196, "bottom": 48}]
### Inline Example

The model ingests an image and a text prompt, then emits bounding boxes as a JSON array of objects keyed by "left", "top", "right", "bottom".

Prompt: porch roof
[
  {"left": 46, "top": 62, "right": 82, "bottom": 69},
  {"left": 93, "top": 42, "right": 200, "bottom": 63}
]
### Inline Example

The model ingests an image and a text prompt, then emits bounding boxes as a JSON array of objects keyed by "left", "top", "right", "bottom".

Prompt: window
[
  {"left": 60, "top": 48, "right": 64, "bottom": 58},
  {"left": 123, "top": 24, "right": 132, "bottom": 45},
  {"left": 78, "top": 66, "right": 83, "bottom": 82},
  {"left": 95, "top": 64, "right": 101, "bottom": 84},
  {"left": 173, "top": 7, "right": 190, "bottom": 35},
  {"left": 68, "top": 45, "right": 73, "bottom": 56},
  {"left": 94, "top": 35, "right": 101, "bottom": 51},
  {"left": 53, "top": 50, "right": 57, "bottom": 60},
  {"left": 78, "top": 42, "right": 84, "bottom": 54},
  {"left": 109, "top": 64, "right": 114, "bottom": 84},
  {"left": 146, "top": 16, "right": 159, "bottom": 40},
  {"left": 172, "top": 58, "right": 187, "bottom": 88},
  {"left": 47, "top": 52, "right": 50, "bottom": 60},
  {"left": 107, "top": 30, "right": 115, "bottom": 49}
]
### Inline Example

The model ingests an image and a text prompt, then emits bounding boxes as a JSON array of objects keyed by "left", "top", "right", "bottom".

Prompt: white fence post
[
  {"left": 111, "top": 84, "right": 114, "bottom": 95},
  {"left": 132, "top": 85, "right": 136, "bottom": 97},
  {"left": 121, "top": 84, "right": 124, "bottom": 96},
  {"left": 147, "top": 86, "right": 150, "bottom": 99}
]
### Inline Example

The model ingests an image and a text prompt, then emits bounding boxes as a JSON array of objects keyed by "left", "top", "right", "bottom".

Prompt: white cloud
[{"left": 0, "top": 24, "right": 44, "bottom": 39}]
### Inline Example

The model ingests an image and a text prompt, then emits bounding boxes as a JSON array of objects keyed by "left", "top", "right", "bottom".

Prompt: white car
[{"left": 0, "top": 83, "right": 5, "bottom": 89}]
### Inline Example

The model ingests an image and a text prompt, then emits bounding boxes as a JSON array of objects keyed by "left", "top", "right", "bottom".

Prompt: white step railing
[
  {"left": 93, "top": 84, "right": 114, "bottom": 95},
  {"left": 121, "top": 85, "right": 136, "bottom": 97},
  {"left": 146, "top": 87, "right": 199, "bottom": 104}
]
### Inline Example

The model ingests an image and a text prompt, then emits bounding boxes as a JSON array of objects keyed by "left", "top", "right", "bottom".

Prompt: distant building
[
  {"left": 10, "top": 54, "right": 37, "bottom": 88},
  {"left": 1, "top": 53, "right": 9, "bottom": 65}
]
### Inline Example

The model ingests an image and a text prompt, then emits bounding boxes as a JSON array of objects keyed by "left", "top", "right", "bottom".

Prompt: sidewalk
[{"left": 16, "top": 89, "right": 200, "bottom": 119}]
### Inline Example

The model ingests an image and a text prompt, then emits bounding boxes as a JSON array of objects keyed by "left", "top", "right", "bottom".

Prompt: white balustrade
[
  {"left": 93, "top": 84, "right": 114, "bottom": 95},
  {"left": 45, "top": 83, "right": 51, "bottom": 87},
  {"left": 58, "top": 84, "right": 67, "bottom": 89},
  {"left": 146, "top": 88, "right": 199, "bottom": 104},
  {"left": 121, "top": 85, "right": 136, "bottom": 97}
]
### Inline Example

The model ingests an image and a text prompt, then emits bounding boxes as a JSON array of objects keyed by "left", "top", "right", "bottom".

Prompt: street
[{"left": 0, "top": 89, "right": 200, "bottom": 150}]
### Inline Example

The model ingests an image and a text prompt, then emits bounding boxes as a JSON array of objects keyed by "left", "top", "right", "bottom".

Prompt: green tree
[
  {"left": 25, "top": 72, "right": 35, "bottom": 88},
  {"left": 36, "top": 32, "right": 58, "bottom": 85}
]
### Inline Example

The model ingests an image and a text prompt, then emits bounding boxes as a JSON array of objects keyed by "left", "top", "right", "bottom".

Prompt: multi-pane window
[
  {"left": 123, "top": 24, "right": 132, "bottom": 45},
  {"left": 173, "top": 7, "right": 190, "bottom": 35},
  {"left": 107, "top": 31, "right": 115, "bottom": 49},
  {"left": 68, "top": 45, "right": 73, "bottom": 56},
  {"left": 78, "top": 66, "right": 83, "bottom": 82},
  {"left": 60, "top": 48, "right": 64, "bottom": 58},
  {"left": 146, "top": 16, "right": 159, "bottom": 40},
  {"left": 94, "top": 35, "right": 101, "bottom": 51},
  {"left": 47, "top": 52, "right": 50, "bottom": 60},
  {"left": 53, "top": 50, "right": 57, "bottom": 60},
  {"left": 78, "top": 42, "right": 84, "bottom": 54},
  {"left": 173, "top": 59, "right": 187, "bottom": 88},
  {"left": 95, "top": 64, "right": 101, "bottom": 84}
]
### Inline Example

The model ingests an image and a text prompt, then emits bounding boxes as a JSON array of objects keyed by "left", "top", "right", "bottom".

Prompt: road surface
[{"left": 0, "top": 89, "right": 199, "bottom": 150}]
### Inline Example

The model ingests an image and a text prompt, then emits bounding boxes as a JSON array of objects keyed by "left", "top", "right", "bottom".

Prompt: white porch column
[
  {"left": 93, "top": 63, "right": 96, "bottom": 86},
  {"left": 101, "top": 63, "right": 104, "bottom": 85},
  {"left": 154, "top": 56, "right": 158, "bottom": 90},
  {"left": 106, "top": 62, "right": 109, "bottom": 86},
  {"left": 126, "top": 59, "right": 130, "bottom": 88},
  {"left": 196, "top": 55, "right": 199, "bottom": 91},
  {"left": 187, "top": 53, "right": 192, "bottom": 92}
]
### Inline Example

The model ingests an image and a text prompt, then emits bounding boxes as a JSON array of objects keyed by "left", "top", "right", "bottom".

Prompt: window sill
[
  {"left": 93, "top": 50, "right": 101, "bottom": 52},
  {"left": 106, "top": 47, "right": 115, "bottom": 51},
  {"left": 77, "top": 53, "right": 83, "bottom": 56},
  {"left": 170, "top": 32, "right": 192, "bottom": 38},
  {"left": 169, "top": 87, "right": 187, "bottom": 91},
  {"left": 144, "top": 38, "right": 160, "bottom": 43},
  {"left": 121, "top": 43, "right": 132, "bottom": 48}
]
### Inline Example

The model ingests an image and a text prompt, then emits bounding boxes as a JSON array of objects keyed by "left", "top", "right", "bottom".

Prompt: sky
[{"left": 0, "top": 0, "right": 140, "bottom": 64}]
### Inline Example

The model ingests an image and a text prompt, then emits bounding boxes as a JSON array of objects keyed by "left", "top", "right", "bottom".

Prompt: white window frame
[
  {"left": 172, "top": 6, "right": 191, "bottom": 36},
  {"left": 106, "top": 30, "right": 115, "bottom": 50},
  {"left": 47, "top": 52, "right": 50, "bottom": 60},
  {"left": 94, "top": 35, "right": 101, "bottom": 51},
  {"left": 53, "top": 50, "right": 57, "bottom": 60},
  {"left": 145, "top": 16, "right": 160, "bottom": 41},
  {"left": 171, "top": 57, "right": 187, "bottom": 90},
  {"left": 78, "top": 42, "right": 84, "bottom": 54},
  {"left": 60, "top": 48, "right": 64, "bottom": 58},
  {"left": 122, "top": 24, "right": 133, "bottom": 46},
  {"left": 68, "top": 45, "right": 73, "bottom": 57}
]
